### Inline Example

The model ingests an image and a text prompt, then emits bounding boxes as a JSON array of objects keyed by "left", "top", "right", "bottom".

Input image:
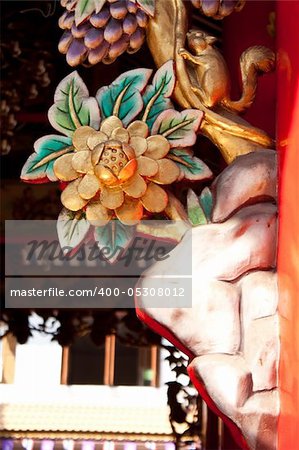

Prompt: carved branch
[{"left": 147, "top": 0, "right": 275, "bottom": 163}]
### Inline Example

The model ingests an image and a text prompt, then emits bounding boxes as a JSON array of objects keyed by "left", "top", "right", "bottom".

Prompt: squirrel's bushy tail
[{"left": 222, "top": 46, "right": 275, "bottom": 113}]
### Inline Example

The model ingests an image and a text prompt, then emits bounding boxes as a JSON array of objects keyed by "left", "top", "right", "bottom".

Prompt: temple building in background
[{"left": 0, "top": 316, "right": 176, "bottom": 450}]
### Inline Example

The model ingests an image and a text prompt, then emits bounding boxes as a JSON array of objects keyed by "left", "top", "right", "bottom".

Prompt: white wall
[{"left": 14, "top": 314, "right": 62, "bottom": 388}]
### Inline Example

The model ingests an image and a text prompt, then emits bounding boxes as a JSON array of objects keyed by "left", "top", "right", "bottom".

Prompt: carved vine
[{"left": 146, "top": 0, "right": 275, "bottom": 162}]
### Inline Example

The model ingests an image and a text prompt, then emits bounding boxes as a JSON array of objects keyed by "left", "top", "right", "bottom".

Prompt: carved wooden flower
[
  {"left": 54, "top": 117, "right": 180, "bottom": 225},
  {"left": 21, "top": 62, "right": 212, "bottom": 259}
]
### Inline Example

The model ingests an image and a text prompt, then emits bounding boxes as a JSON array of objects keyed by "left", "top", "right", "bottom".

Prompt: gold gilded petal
[
  {"left": 73, "top": 126, "right": 96, "bottom": 151},
  {"left": 141, "top": 182, "right": 168, "bottom": 213},
  {"left": 118, "top": 159, "right": 137, "bottom": 183},
  {"left": 144, "top": 135, "right": 170, "bottom": 160},
  {"left": 100, "top": 116, "right": 123, "bottom": 137},
  {"left": 72, "top": 150, "right": 93, "bottom": 173},
  {"left": 61, "top": 179, "right": 88, "bottom": 211},
  {"left": 149, "top": 158, "right": 180, "bottom": 185},
  {"left": 53, "top": 154, "right": 79, "bottom": 181},
  {"left": 94, "top": 165, "right": 118, "bottom": 186},
  {"left": 122, "top": 143, "right": 136, "bottom": 160},
  {"left": 86, "top": 201, "right": 112, "bottom": 226},
  {"left": 91, "top": 143, "right": 105, "bottom": 165},
  {"left": 104, "top": 139, "right": 122, "bottom": 150},
  {"left": 122, "top": 173, "right": 147, "bottom": 198},
  {"left": 137, "top": 156, "right": 158, "bottom": 177},
  {"left": 110, "top": 127, "right": 130, "bottom": 143},
  {"left": 129, "top": 136, "right": 148, "bottom": 157},
  {"left": 100, "top": 186, "right": 124, "bottom": 209},
  {"left": 115, "top": 196, "right": 144, "bottom": 225},
  {"left": 87, "top": 131, "right": 108, "bottom": 150},
  {"left": 78, "top": 173, "right": 101, "bottom": 199},
  {"left": 127, "top": 120, "right": 149, "bottom": 138}
]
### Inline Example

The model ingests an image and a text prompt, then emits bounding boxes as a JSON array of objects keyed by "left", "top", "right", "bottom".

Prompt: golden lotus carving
[{"left": 53, "top": 116, "right": 182, "bottom": 225}]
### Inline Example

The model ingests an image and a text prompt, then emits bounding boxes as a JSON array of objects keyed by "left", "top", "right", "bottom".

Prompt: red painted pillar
[
  {"left": 222, "top": 0, "right": 276, "bottom": 138},
  {"left": 222, "top": 4, "right": 276, "bottom": 448},
  {"left": 277, "top": 1, "right": 299, "bottom": 448}
]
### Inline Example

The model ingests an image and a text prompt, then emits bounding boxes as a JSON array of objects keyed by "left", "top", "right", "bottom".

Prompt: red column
[
  {"left": 222, "top": 4, "right": 276, "bottom": 448},
  {"left": 222, "top": 0, "right": 276, "bottom": 138},
  {"left": 277, "top": 1, "right": 299, "bottom": 448}
]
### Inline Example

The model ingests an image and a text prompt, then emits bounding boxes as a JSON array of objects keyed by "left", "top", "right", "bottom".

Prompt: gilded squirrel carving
[{"left": 179, "top": 30, "right": 275, "bottom": 113}]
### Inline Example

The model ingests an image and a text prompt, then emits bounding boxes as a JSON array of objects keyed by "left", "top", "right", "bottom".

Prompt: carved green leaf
[
  {"left": 48, "top": 71, "right": 100, "bottom": 137},
  {"left": 199, "top": 187, "right": 213, "bottom": 221},
  {"left": 187, "top": 189, "right": 207, "bottom": 226},
  {"left": 151, "top": 109, "right": 203, "bottom": 147},
  {"left": 168, "top": 148, "right": 213, "bottom": 181},
  {"left": 57, "top": 208, "right": 91, "bottom": 254},
  {"left": 75, "top": 0, "right": 105, "bottom": 26},
  {"left": 96, "top": 68, "right": 152, "bottom": 126},
  {"left": 141, "top": 60, "right": 175, "bottom": 128},
  {"left": 137, "top": 0, "right": 155, "bottom": 16},
  {"left": 21, "top": 135, "right": 73, "bottom": 183},
  {"left": 94, "top": 220, "right": 135, "bottom": 264}
]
